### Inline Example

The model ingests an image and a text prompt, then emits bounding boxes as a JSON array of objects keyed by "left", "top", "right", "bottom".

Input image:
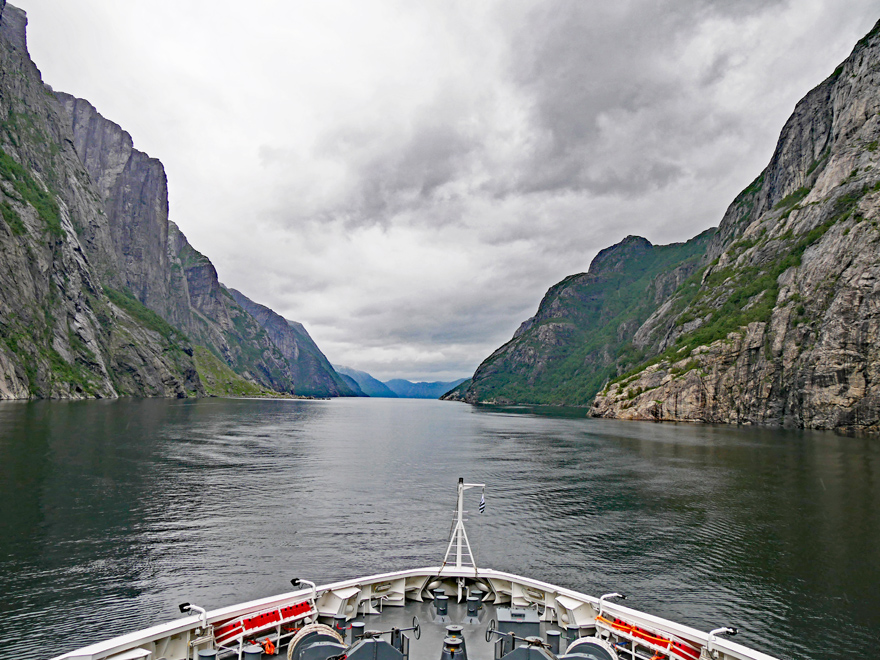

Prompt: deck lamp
[
  {"left": 178, "top": 602, "right": 208, "bottom": 630},
  {"left": 707, "top": 627, "right": 739, "bottom": 654},
  {"left": 291, "top": 577, "right": 317, "bottom": 602},
  {"left": 597, "top": 592, "right": 626, "bottom": 617}
]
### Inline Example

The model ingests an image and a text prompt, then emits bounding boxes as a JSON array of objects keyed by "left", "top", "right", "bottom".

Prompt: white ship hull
[
  {"left": 52, "top": 483, "right": 779, "bottom": 660},
  {"left": 51, "top": 566, "right": 779, "bottom": 660}
]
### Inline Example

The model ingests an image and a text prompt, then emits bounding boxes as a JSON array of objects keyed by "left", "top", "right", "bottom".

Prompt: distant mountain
[
  {"left": 385, "top": 378, "right": 468, "bottom": 399},
  {"left": 229, "top": 289, "right": 359, "bottom": 397},
  {"left": 331, "top": 367, "right": 467, "bottom": 399},
  {"left": 333, "top": 365, "right": 398, "bottom": 397},
  {"left": 338, "top": 374, "right": 366, "bottom": 396}
]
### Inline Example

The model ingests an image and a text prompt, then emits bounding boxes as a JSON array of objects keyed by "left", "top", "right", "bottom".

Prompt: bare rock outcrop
[
  {"left": 57, "top": 94, "right": 193, "bottom": 330},
  {"left": 229, "top": 288, "right": 358, "bottom": 397},
  {"left": 0, "top": 4, "right": 202, "bottom": 398},
  {"left": 592, "top": 20, "right": 880, "bottom": 433}
]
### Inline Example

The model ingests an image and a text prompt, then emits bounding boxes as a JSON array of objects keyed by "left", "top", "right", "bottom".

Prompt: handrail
[{"left": 50, "top": 566, "right": 780, "bottom": 660}]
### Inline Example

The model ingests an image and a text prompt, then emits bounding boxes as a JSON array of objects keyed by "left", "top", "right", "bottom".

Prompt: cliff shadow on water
[{"left": 0, "top": 398, "right": 877, "bottom": 660}]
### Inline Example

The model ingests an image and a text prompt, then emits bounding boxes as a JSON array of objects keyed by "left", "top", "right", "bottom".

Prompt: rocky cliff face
[
  {"left": 54, "top": 63, "right": 323, "bottom": 396},
  {"left": 55, "top": 93, "right": 295, "bottom": 393},
  {"left": 0, "top": 5, "right": 201, "bottom": 399},
  {"left": 229, "top": 289, "right": 357, "bottom": 397},
  {"left": 448, "top": 231, "right": 712, "bottom": 406},
  {"left": 1, "top": 4, "right": 347, "bottom": 400},
  {"left": 592, "top": 20, "right": 880, "bottom": 433},
  {"left": 166, "top": 222, "right": 297, "bottom": 393},
  {"left": 57, "top": 93, "right": 193, "bottom": 331}
]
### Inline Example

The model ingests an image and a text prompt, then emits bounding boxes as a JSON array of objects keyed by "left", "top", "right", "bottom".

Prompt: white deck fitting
[
  {"left": 50, "top": 567, "right": 780, "bottom": 660},
  {"left": 50, "top": 485, "right": 780, "bottom": 660}
]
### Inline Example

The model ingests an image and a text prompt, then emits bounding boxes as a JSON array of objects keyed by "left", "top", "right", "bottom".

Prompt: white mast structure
[{"left": 442, "top": 477, "right": 485, "bottom": 569}]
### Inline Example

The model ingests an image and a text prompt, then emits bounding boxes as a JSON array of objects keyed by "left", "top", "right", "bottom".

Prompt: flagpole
[{"left": 443, "top": 478, "right": 486, "bottom": 569}]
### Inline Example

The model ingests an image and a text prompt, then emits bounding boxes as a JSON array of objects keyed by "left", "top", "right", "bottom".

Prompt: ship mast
[{"left": 442, "top": 477, "right": 485, "bottom": 569}]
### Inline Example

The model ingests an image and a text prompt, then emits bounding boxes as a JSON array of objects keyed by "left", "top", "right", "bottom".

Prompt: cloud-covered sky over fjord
[{"left": 16, "top": 0, "right": 880, "bottom": 381}]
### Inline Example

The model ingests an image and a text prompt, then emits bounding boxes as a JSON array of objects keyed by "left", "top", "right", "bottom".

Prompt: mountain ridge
[
  {"left": 385, "top": 378, "right": 468, "bottom": 399},
  {"left": 333, "top": 365, "right": 398, "bottom": 398},
  {"left": 229, "top": 288, "right": 358, "bottom": 397},
  {"left": 452, "top": 17, "right": 880, "bottom": 433},
  {"left": 446, "top": 230, "right": 713, "bottom": 406},
  {"left": 0, "top": 5, "right": 347, "bottom": 400},
  {"left": 330, "top": 366, "right": 466, "bottom": 399}
]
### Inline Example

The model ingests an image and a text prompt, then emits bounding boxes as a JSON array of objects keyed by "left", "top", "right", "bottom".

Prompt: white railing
[{"left": 50, "top": 566, "right": 779, "bottom": 660}]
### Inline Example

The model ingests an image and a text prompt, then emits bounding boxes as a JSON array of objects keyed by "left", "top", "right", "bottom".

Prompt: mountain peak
[{"left": 588, "top": 235, "right": 652, "bottom": 275}]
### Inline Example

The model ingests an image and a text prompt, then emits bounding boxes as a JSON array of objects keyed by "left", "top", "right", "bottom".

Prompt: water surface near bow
[{"left": 1, "top": 397, "right": 877, "bottom": 660}]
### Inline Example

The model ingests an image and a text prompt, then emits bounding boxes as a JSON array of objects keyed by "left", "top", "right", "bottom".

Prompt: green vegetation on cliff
[
  {"left": 103, "top": 287, "right": 186, "bottom": 344},
  {"left": 192, "top": 346, "right": 275, "bottom": 397},
  {"left": 610, "top": 181, "right": 878, "bottom": 387},
  {"left": 0, "top": 316, "right": 99, "bottom": 397},
  {"left": 457, "top": 230, "right": 713, "bottom": 406},
  {"left": 589, "top": 19, "right": 880, "bottom": 432},
  {"left": 0, "top": 146, "right": 61, "bottom": 236}
]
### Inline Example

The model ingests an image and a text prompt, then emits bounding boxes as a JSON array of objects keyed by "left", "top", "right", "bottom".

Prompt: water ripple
[{"left": 0, "top": 399, "right": 877, "bottom": 660}]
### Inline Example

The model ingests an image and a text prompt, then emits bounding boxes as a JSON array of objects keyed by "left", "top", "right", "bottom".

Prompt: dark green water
[{"left": 0, "top": 398, "right": 877, "bottom": 660}]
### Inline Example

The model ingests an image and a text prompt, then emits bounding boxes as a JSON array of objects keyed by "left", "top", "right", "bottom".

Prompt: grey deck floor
[{"left": 297, "top": 600, "right": 570, "bottom": 660}]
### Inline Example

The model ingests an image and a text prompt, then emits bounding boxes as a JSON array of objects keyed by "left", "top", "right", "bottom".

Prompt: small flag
[{"left": 479, "top": 493, "right": 485, "bottom": 514}]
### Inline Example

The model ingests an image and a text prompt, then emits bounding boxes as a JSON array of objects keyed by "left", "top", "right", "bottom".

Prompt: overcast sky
[{"left": 14, "top": 1, "right": 880, "bottom": 381}]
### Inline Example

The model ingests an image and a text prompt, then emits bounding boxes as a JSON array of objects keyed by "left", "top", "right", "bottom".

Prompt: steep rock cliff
[
  {"left": 448, "top": 231, "right": 712, "bottom": 406},
  {"left": 56, "top": 85, "right": 305, "bottom": 396},
  {"left": 592, "top": 20, "right": 880, "bottom": 433},
  {"left": 167, "top": 222, "right": 296, "bottom": 393},
  {"left": 57, "top": 93, "right": 193, "bottom": 330},
  {"left": 0, "top": 4, "right": 353, "bottom": 400},
  {"left": 229, "top": 289, "right": 357, "bottom": 397},
  {"left": 0, "top": 4, "right": 201, "bottom": 399}
]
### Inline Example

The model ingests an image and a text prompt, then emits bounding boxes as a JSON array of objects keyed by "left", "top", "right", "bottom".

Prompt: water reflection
[{"left": 0, "top": 398, "right": 877, "bottom": 660}]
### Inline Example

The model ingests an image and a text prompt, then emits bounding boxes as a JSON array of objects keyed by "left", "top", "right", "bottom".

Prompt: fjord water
[{"left": 0, "top": 399, "right": 877, "bottom": 660}]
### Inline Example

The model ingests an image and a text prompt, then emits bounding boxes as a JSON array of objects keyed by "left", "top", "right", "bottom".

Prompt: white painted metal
[
  {"left": 106, "top": 650, "right": 151, "bottom": 660},
  {"left": 49, "top": 483, "right": 780, "bottom": 660},
  {"left": 442, "top": 478, "right": 485, "bottom": 569},
  {"left": 50, "top": 567, "right": 780, "bottom": 660}
]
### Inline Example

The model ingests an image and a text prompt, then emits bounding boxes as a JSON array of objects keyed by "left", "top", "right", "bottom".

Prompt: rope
[{"left": 287, "top": 624, "right": 342, "bottom": 660}]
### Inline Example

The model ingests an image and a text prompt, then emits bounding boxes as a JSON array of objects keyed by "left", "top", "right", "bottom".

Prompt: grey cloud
[
  {"left": 21, "top": 0, "right": 876, "bottom": 381},
  {"left": 313, "top": 100, "right": 482, "bottom": 226},
  {"left": 499, "top": 0, "right": 788, "bottom": 196},
  {"left": 285, "top": 0, "right": 792, "bottom": 221},
  {"left": 350, "top": 295, "right": 533, "bottom": 346}
]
